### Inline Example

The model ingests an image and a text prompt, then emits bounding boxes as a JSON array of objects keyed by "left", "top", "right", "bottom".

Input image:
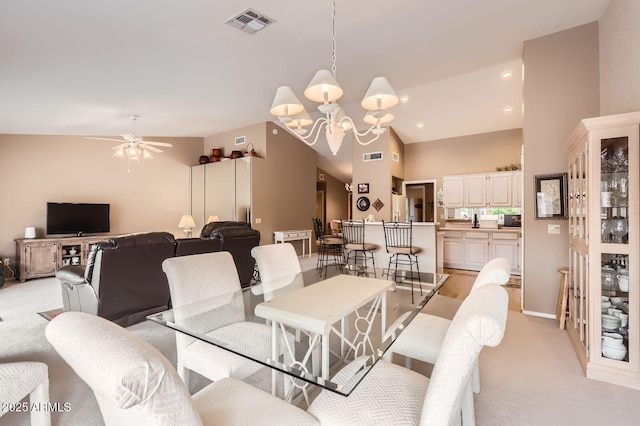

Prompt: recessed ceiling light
[
  {"left": 501, "top": 70, "right": 513, "bottom": 80},
  {"left": 416, "top": 122, "right": 425, "bottom": 129},
  {"left": 400, "top": 95, "right": 409, "bottom": 104},
  {"left": 503, "top": 105, "right": 514, "bottom": 114}
]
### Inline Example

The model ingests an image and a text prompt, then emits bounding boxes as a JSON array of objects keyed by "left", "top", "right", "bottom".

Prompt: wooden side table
[{"left": 273, "top": 230, "right": 312, "bottom": 258}]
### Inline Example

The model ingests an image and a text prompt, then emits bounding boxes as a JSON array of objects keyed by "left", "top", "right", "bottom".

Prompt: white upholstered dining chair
[
  {"left": 251, "top": 243, "right": 320, "bottom": 378},
  {"left": 251, "top": 243, "right": 303, "bottom": 300},
  {"left": 384, "top": 257, "right": 511, "bottom": 393},
  {"left": 45, "top": 311, "right": 318, "bottom": 426},
  {"left": 307, "top": 283, "right": 509, "bottom": 426},
  {"left": 0, "top": 361, "right": 51, "bottom": 426},
  {"left": 161, "top": 251, "right": 293, "bottom": 387}
]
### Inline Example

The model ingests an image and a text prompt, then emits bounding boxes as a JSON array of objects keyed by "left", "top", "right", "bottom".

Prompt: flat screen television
[{"left": 46, "top": 202, "right": 110, "bottom": 236}]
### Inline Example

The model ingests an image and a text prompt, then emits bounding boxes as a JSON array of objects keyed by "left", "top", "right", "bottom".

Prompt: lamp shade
[
  {"left": 270, "top": 86, "right": 304, "bottom": 117},
  {"left": 207, "top": 215, "right": 220, "bottom": 224},
  {"left": 304, "top": 70, "right": 344, "bottom": 104},
  {"left": 25, "top": 227, "right": 36, "bottom": 239},
  {"left": 178, "top": 214, "right": 196, "bottom": 229},
  {"left": 363, "top": 110, "right": 395, "bottom": 125},
  {"left": 286, "top": 109, "right": 313, "bottom": 129},
  {"left": 361, "top": 77, "right": 399, "bottom": 111}
]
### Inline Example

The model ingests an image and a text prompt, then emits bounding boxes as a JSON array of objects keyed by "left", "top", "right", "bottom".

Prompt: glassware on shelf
[
  {"left": 601, "top": 219, "right": 612, "bottom": 243},
  {"left": 602, "top": 266, "right": 618, "bottom": 295},
  {"left": 610, "top": 217, "right": 628, "bottom": 243}
]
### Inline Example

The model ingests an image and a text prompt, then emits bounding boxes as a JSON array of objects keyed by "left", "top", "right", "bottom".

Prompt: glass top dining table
[{"left": 147, "top": 267, "right": 449, "bottom": 397}]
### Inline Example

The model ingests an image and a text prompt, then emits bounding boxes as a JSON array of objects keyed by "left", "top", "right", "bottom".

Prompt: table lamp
[
  {"left": 207, "top": 215, "right": 220, "bottom": 224},
  {"left": 178, "top": 214, "right": 196, "bottom": 238}
]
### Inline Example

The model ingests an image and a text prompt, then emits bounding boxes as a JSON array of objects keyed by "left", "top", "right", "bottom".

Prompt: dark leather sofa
[
  {"left": 175, "top": 221, "right": 260, "bottom": 286},
  {"left": 57, "top": 222, "right": 260, "bottom": 326}
]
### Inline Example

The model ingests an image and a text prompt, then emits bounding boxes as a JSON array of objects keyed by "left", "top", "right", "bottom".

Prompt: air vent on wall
[
  {"left": 363, "top": 152, "right": 383, "bottom": 162},
  {"left": 235, "top": 136, "right": 246, "bottom": 145},
  {"left": 225, "top": 8, "right": 276, "bottom": 34},
  {"left": 392, "top": 152, "right": 400, "bottom": 162}
]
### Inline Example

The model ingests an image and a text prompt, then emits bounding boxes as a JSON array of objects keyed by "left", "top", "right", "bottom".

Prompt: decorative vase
[
  {"left": 199, "top": 155, "right": 210, "bottom": 164},
  {"left": 210, "top": 148, "right": 223, "bottom": 162}
]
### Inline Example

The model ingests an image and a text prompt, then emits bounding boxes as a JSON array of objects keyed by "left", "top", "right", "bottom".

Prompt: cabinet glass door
[
  {"left": 599, "top": 136, "right": 630, "bottom": 363},
  {"left": 600, "top": 137, "right": 629, "bottom": 245}
]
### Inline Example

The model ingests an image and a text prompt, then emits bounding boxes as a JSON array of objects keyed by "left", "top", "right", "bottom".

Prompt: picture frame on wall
[
  {"left": 358, "top": 183, "right": 369, "bottom": 194},
  {"left": 534, "top": 173, "right": 568, "bottom": 219}
]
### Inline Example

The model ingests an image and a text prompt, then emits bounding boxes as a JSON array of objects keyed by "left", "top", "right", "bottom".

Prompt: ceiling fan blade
[
  {"left": 111, "top": 143, "right": 129, "bottom": 150},
  {"left": 86, "top": 137, "right": 126, "bottom": 142},
  {"left": 141, "top": 144, "right": 163, "bottom": 153},
  {"left": 142, "top": 140, "right": 173, "bottom": 147}
]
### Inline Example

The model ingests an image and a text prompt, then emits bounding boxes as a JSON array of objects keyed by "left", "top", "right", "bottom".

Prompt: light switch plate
[{"left": 548, "top": 224, "right": 561, "bottom": 234}]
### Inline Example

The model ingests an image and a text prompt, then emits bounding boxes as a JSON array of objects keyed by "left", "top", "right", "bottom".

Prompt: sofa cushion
[
  {"left": 199, "top": 221, "right": 249, "bottom": 238},
  {"left": 110, "top": 232, "right": 176, "bottom": 249}
]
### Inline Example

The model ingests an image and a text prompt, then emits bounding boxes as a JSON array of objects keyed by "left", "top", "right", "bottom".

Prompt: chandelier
[{"left": 269, "top": 0, "right": 399, "bottom": 156}]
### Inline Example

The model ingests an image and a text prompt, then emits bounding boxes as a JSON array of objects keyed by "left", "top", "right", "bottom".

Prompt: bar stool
[
  {"left": 312, "top": 218, "right": 343, "bottom": 278},
  {"left": 382, "top": 220, "right": 422, "bottom": 303},
  {"left": 556, "top": 267, "right": 570, "bottom": 329},
  {"left": 341, "top": 220, "right": 378, "bottom": 277}
]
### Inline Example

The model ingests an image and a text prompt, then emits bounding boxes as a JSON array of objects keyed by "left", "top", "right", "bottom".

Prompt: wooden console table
[
  {"left": 273, "top": 230, "right": 312, "bottom": 258},
  {"left": 14, "top": 235, "right": 114, "bottom": 282}
]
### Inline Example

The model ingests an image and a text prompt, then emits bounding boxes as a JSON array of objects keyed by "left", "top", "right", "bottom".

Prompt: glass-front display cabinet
[{"left": 566, "top": 111, "right": 639, "bottom": 390}]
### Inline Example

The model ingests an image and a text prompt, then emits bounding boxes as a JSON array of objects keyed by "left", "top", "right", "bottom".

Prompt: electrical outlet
[
  {"left": 548, "top": 224, "right": 561, "bottom": 234},
  {"left": 3, "top": 258, "right": 9, "bottom": 266}
]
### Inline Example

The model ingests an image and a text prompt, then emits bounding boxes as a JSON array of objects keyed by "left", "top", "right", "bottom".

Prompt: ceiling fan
[{"left": 86, "top": 115, "right": 173, "bottom": 160}]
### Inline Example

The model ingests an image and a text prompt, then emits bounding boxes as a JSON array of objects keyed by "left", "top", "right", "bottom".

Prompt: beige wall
[
  {"left": 205, "top": 122, "right": 317, "bottom": 255},
  {"left": 318, "top": 167, "right": 349, "bottom": 229},
  {"left": 600, "top": 0, "right": 640, "bottom": 116},
  {"left": 404, "top": 128, "right": 522, "bottom": 221},
  {"left": 0, "top": 134, "right": 204, "bottom": 261},
  {"left": 522, "top": 22, "right": 600, "bottom": 315}
]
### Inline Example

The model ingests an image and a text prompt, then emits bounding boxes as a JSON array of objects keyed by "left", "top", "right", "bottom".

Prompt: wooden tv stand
[{"left": 14, "top": 235, "right": 114, "bottom": 282}]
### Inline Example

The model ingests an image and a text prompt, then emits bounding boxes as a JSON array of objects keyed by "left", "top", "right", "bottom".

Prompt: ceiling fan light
[
  {"left": 304, "top": 70, "right": 343, "bottom": 104},
  {"left": 270, "top": 86, "right": 304, "bottom": 117},
  {"left": 114, "top": 148, "right": 125, "bottom": 158},
  {"left": 142, "top": 149, "right": 153, "bottom": 159},
  {"left": 363, "top": 110, "right": 395, "bottom": 125},
  {"left": 361, "top": 77, "right": 399, "bottom": 111}
]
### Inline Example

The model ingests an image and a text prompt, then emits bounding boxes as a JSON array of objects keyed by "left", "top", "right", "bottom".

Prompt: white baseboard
[{"left": 522, "top": 310, "right": 556, "bottom": 319}]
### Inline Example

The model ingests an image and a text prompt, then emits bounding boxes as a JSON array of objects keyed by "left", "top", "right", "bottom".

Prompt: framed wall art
[
  {"left": 534, "top": 173, "right": 568, "bottom": 219},
  {"left": 357, "top": 183, "right": 369, "bottom": 194}
]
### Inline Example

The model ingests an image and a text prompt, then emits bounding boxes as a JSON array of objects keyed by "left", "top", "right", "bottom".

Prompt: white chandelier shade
[
  {"left": 361, "top": 77, "right": 400, "bottom": 111},
  {"left": 269, "top": 0, "right": 400, "bottom": 156},
  {"left": 303, "top": 70, "right": 344, "bottom": 104}
]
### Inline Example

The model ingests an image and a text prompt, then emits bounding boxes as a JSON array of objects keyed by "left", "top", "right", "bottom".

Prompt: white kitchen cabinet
[
  {"left": 442, "top": 176, "right": 464, "bottom": 208},
  {"left": 443, "top": 171, "right": 520, "bottom": 208},
  {"left": 442, "top": 230, "right": 464, "bottom": 269},
  {"left": 464, "top": 231, "right": 490, "bottom": 269},
  {"left": 464, "top": 174, "right": 487, "bottom": 207},
  {"left": 442, "top": 228, "right": 521, "bottom": 275},
  {"left": 487, "top": 172, "right": 513, "bottom": 207},
  {"left": 513, "top": 171, "right": 523, "bottom": 207},
  {"left": 491, "top": 232, "right": 521, "bottom": 273},
  {"left": 565, "top": 111, "right": 640, "bottom": 390}
]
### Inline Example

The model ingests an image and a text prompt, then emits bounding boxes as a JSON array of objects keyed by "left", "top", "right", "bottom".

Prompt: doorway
[
  {"left": 402, "top": 180, "right": 436, "bottom": 222},
  {"left": 403, "top": 180, "right": 436, "bottom": 222}
]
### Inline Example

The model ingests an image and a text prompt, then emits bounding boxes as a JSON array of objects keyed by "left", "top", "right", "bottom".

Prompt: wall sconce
[
  {"left": 178, "top": 214, "right": 196, "bottom": 238},
  {"left": 207, "top": 215, "right": 220, "bottom": 224},
  {"left": 345, "top": 183, "right": 353, "bottom": 192}
]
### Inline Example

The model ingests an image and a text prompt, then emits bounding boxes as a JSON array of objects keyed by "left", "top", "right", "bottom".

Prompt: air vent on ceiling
[
  {"left": 235, "top": 136, "right": 246, "bottom": 145},
  {"left": 363, "top": 152, "right": 383, "bottom": 162},
  {"left": 225, "top": 8, "right": 276, "bottom": 34}
]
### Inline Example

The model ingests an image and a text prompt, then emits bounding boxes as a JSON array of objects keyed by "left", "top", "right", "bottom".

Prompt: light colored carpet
[{"left": 1, "top": 257, "right": 640, "bottom": 425}]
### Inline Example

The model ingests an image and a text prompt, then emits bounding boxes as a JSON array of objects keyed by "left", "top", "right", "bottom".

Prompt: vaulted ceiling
[{"left": 0, "top": 0, "right": 612, "bottom": 180}]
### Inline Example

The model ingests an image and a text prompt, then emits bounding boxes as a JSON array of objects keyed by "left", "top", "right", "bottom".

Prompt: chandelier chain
[{"left": 331, "top": 0, "right": 337, "bottom": 79}]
